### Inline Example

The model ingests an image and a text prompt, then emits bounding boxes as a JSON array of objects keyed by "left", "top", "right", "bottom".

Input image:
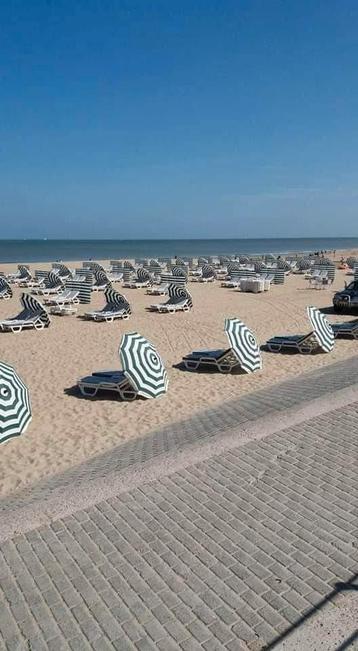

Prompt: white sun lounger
[
  {"left": 44, "top": 290, "right": 80, "bottom": 306},
  {"left": 0, "top": 294, "right": 50, "bottom": 333}
]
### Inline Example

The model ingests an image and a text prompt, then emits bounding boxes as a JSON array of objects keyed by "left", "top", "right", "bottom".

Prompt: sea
[{"left": 0, "top": 238, "right": 357, "bottom": 263}]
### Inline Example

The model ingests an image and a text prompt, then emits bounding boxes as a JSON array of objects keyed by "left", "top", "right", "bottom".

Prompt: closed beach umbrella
[
  {"left": 224, "top": 318, "right": 262, "bottom": 373},
  {"left": 0, "top": 362, "right": 31, "bottom": 443},
  {"left": 306, "top": 307, "right": 334, "bottom": 353},
  {"left": 120, "top": 332, "right": 168, "bottom": 398}
]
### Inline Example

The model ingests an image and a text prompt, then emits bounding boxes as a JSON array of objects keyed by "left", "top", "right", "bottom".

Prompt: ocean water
[{"left": 0, "top": 238, "right": 357, "bottom": 263}]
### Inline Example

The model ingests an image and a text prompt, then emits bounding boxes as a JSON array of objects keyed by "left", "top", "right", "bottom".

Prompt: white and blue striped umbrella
[
  {"left": 307, "top": 306, "right": 334, "bottom": 353},
  {"left": 0, "top": 362, "right": 31, "bottom": 443},
  {"left": 120, "top": 332, "right": 168, "bottom": 399},
  {"left": 224, "top": 318, "right": 262, "bottom": 373}
]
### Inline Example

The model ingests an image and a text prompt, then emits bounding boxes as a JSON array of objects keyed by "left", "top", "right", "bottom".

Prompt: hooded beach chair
[
  {"left": 77, "top": 332, "right": 168, "bottom": 400},
  {"left": 123, "top": 267, "right": 152, "bottom": 288},
  {"left": 32, "top": 271, "right": 64, "bottom": 296},
  {"left": 9, "top": 265, "right": 32, "bottom": 284},
  {"left": 83, "top": 288, "right": 131, "bottom": 322},
  {"left": 147, "top": 284, "right": 193, "bottom": 313},
  {"left": 0, "top": 294, "right": 50, "bottom": 333},
  {"left": 52, "top": 263, "right": 72, "bottom": 280},
  {"left": 266, "top": 306, "right": 335, "bottom": 354},
  {"left": 183, "top": 318, "right": 262, "bottom": 373},
  {"left": 146, "top": 273, "right": 186, "bottom": 296},
  {"left": 91, "top": 270, "right": 111, "bottom": 292},
  {"left": 331, "top": 319, "right": 358, "bottom": 339},
  {"left": 0, "top": 277, "right": 12, "bottom": 300},
  {"left": 197, "top": 265, "right": 216, "bottom": 283}
]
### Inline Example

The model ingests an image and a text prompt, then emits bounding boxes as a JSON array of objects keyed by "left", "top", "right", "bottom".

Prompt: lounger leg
[{"left": 79, "top": 385, "right": 99, "bottom": 397}]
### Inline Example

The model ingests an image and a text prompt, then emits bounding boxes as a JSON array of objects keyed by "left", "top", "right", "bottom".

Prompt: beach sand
[{"left": 0, "top": 249, "right": 357, "bottom": 498}]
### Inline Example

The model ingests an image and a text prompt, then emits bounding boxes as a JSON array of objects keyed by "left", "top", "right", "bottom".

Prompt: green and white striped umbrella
[
  {"left": 0, "top": 362, "right": 32, "bottom": 443},
  {"left": 120, "top": 332, "right": 168, "bottom": 399},
  {"left": 307, "top": 306, "right": 334, "bottom": 353},
  {"left": 224, "top": 318, "right": 262, "bottom": 373}
]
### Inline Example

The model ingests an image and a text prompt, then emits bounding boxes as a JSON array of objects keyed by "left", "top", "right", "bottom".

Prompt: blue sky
[{"left": 1, "top": 0, "right": 358, "bottom": 238}]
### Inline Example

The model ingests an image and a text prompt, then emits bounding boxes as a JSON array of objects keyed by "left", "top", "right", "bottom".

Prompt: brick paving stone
[{"left": 0, "top": 361, "right": 357, "bottom": 649}]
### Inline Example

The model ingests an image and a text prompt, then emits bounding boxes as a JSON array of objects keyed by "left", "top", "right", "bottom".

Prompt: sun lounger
[
  {"left": 0, "top": 294, "right": 50, "bottom": 333},
  {"left": 147, "top": 284, "right": 192, "bottom": 313},
  {"left": 0, "top": 277, "right": 12, "bottom": 300},
  {"left": 83, "top": 288, "right": 131, "bottom": 322},
  {"left": 146, "top": 283, "right": 169, "bottom": 296},
  {"left": 44, "top": 290, "right": 80, "bottom": 306},
  {"left": 9, "top": 265, "right": 32, "bottom": 284},
  {"left": 266, "top": 306, "right": 334, "bottom": 353},
  {"left": 91, "top": 270, "right": 111, "bottom": 291},
  {"left": 32, "top": 271, "right": 64, "bottom": 296},
  {"left": 78, "top": 332, "right": 168, "bottom": 400},
  {"left": 197, "top": 265, "right": 216, "bottom": 283},
  {"left": 78, "top": 371, "right": 137, "bottom": 400},
  {"left": 123, "top": 268, "right": 152, "bottom": 288},
  {"left": 183, "top": 318, "right": 262, "bottom": 373},
  {"left": 19, "top": 276, "right": 45, "bottom": 289},
  {"left": 331, "top": 319, "right": 358, "bottom": 339}
]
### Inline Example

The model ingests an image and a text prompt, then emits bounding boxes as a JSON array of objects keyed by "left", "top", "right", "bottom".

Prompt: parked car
[{"left": 333, "top": 281, "right": 358, "bottom": 313}]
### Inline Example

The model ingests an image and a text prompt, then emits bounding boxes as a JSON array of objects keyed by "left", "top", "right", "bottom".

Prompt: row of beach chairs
[{"left": 77, "top": 309, "right": 355, "bottom": 400}]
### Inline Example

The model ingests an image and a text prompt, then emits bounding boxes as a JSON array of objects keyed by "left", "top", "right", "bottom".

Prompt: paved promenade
[{"left": 0, "top": 358, "right": 357, "bottom": 650}]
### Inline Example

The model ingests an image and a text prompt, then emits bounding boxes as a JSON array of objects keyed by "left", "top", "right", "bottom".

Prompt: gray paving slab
[
  {"left": 1, "top": 356, "right": 358, "bottom": 541},
  {"left": 0, "top": 362, "right": 357, "bottom": 649}
]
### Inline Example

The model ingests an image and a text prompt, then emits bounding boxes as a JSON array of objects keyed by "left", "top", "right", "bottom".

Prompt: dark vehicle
[{"left": 333, "top": 280, "right": 358, "bottom": 313}]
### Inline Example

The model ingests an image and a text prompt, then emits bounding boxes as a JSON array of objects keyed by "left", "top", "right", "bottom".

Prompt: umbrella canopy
[
  {"left": 120, "top": 332, "right": 168, "bottom": 398},
  {"left": 0, "top": 361, "right": 32, "bottom": 443},
  {"left": 307, "top": 307, "right": 334, "bottom": 353},
  {"left": 224, "top": 318, "right": 262, "bottom": 373}
]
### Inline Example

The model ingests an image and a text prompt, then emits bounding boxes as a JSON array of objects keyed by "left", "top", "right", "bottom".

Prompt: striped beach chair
[
  {"left": 0, "top": 277, "right": 12, "bottom": 300},
  {"left": 197, "top": 264, "right": 216, "bottom": 283},
  {"left": 183, "top": 318, "right": 262, "bottom": 373},
  {"left": 92, "top": 270, "right": 111, "bottom": 292},
  {"left": 9, "top": 265, "right": 31, "bottom": 284},
  {"left": 148, "top": 284, "right": 193, "bottom": 313},
  {"left": 123, "top": 268, "right": 152, "bottom": 289},
  {"left": 44, "top": 290, "right": 80, "bottom": 307},
  {"left": 32, "top": 271, "right": 64, "bottom": 296},
  {"left": 331, "top": 319, "right": 358, "bottom": 339},
  {"left": 77, "top": 332, "right": 168, "bottom": 401},
  {"left": 83, "top": 288, "right": 131, "bottom": 322},
  {"left": 266, "top": 306, "right": 335, "bottom": 354},
  {"left": 0, "top": 294, "right": 50, "bottom": 333}
]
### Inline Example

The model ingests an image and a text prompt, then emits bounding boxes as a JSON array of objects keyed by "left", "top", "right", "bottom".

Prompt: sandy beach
[{"left": 0, "top": 249, "right": 357, "bottom": 498}]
